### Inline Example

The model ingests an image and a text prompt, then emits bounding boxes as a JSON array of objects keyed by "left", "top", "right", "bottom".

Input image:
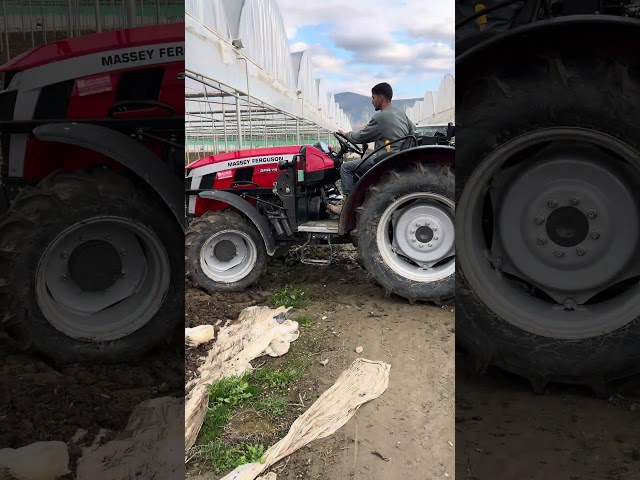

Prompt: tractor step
[
  {"left": 297, "top": 220, "right": 339, "bottom": 234},
  {"left": 300, "top": 233, "right": 334, "bottom": 266}
]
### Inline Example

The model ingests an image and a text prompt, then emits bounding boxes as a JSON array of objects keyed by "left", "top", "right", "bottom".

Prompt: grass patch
[
  {"left": 272, "top": 287, "right": 309, "bottom": 309},
  {"left": 195, "top": 366, "right": 303, "bottom": 474},
  {"left": 294, "top": 316, "right": 314, "bottom": 328}
]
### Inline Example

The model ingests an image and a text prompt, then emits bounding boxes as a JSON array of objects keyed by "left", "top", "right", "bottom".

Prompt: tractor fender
[
  {"left": 457, "top": 14, "right": 640, "bottom": 86},
  {"left": 198, "top": 190, "right": 277, "bottom": 256},
  {"left": 339, "top": 145, "right": 455, "bottom": 235},
  {"left": 32, "top": 122, "right": 185, "bottom": 230}
]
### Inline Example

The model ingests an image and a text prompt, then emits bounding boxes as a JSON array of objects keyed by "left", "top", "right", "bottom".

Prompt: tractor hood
[
  {"left": 185, "top": 145, "right": 302, "bottom": 171},
  {"left": 0, "top": 22, "right": 184, "bottom": 73}
]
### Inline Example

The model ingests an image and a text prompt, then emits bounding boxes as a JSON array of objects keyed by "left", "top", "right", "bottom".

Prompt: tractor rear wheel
[
  {"left": 354, "top": 161, "right": 455, "bottom": 304},
  {"left": 185, "top": 210, "right": 267, "bottom": 292},
  {"left": 0, "top": 169, "right": 182, "bottom": 364},
  {"left": 457, "top": 51, "right": 640, "bottom": 391}
]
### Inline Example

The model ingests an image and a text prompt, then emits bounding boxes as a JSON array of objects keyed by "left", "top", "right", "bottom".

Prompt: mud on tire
[
  {"left": 354, "top": 161, "right": 455, "bottom": 304},
  {"left": 456, "top": 51, "right": 640, "bottom": 390},
  {"left": 0, "top": 169, "right": 183, "bottom": 364},
  {"left": 185, "top": 210, "right": 267, "bottom": 293}
]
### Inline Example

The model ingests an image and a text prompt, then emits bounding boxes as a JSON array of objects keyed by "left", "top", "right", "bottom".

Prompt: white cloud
[{"left": 275, "top": 0, "right": 455, "bottom": 97}]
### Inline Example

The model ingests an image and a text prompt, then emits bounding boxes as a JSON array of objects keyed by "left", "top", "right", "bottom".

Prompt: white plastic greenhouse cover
[
  {"left": 186, "top": 0, "right": 351, "bottom": 132},
  {"left": 291, "top": 51, "right": 319, "bottom": 108},
  {"left": 316, "top": 78, "right": 328, "bottom": 113},
  {"left": 434, "top": 74, "right": 455, "bottom": 117},
  {"left": 407, "top": 74, "right": 455, "bottom": 126},
  {"left": 186, "top": 0, "right": 231, "bottom": 39}
]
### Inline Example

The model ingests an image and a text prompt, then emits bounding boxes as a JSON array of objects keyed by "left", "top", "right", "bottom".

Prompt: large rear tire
[
  {"left": 185, "top": 210, "right": 267, "bottom": 293},
  {"left": 0, "top": 169, "right": 182, "bottom": 364},
  {"left": 354, "top": 161, "right": 455, "bottom": 304},
  {"left": 457, "top": 51, "right": 640, "bottom": 390}
]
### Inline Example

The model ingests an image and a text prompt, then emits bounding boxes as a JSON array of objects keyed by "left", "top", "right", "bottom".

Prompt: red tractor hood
[
  {"left": 0, "top": 22, "right": 184, "bottom": 72},
  {"left": 186, "top": 145, "right": 302, "bottom": 170}
]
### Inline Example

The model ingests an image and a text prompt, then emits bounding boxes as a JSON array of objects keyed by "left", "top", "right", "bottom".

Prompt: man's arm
[{"left": 343, "top": 116, "right": 382, "bottom": 144}]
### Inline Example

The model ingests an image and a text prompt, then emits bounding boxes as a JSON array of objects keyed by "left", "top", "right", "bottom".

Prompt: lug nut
[
  {"left": 428, "top": 243, "right": 433, "bottom": 247},
  {"left": 591, "top": 231, "right": 600, "bottom": 239},
  {"left": 120, "top": 248, "right": 128, "bottom": 256},
  {"left": 555, "top": 250, "right": 565, "bottom": 258},
  {"left": 547, "top": 198, "right": 558, "bottom": 208},
  {"left": 60, "top": 274, "right": 68, "bottom": 280},
  {"left": 537, "top": 236, "right": 548, "bottom": 245},
  {"left": 433, "top": 228, "right": 438, "bottom": 232},
  {"left": 577, "top": 248, "right": 586, "bottom": 256},
  {"left": 534, "top": 215, "right": 545, "bottom": 225},
  {"left": 105, "top": 233, "right": 111, "bottom": 240},
  {"left": 434, "top": 237, "right": 439, "bottom": 240},
  {"left": 587, "top": 209, "right": 597, "bottom": 218},
  {"left": 411, "top": 239, "right": 416, "bottom": 243},
  {"left": 410, "top": 230, "right": 415, "bottom": 234},
  {"left": 569, "top": 196, "right": 580, "bottom": 206},
  {"left": 415, "top": 223, "right": 421, "bottom": 227},
  {"left": 491, "top": 257, "right": 503, "bottom": 268},
  {"left": 418, "top": 244, "right": 424, "bottom": 248}
]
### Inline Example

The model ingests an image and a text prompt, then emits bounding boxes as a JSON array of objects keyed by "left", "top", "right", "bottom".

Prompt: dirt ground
[
  {"left": 186, "top": 245, "right": 456, "bottom": 479},
  {"left": 456, "top": 351, "right": 640, "bottom": 480},
  {"left": 0, "top": 332, "right": 184, "bottom": 474}
]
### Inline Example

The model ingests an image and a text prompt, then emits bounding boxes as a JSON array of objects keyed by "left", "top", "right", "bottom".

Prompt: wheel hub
[
  {"left": 204, "top": 232, "right": 248, "bottom": 273},
  {"left": 213, "top": 239, "right": 237, "bottom": 263},
  {"left": 392, "top": 201, "right": 455, "bottom": 266},
  {"left": 36, "top": 217, "right": 171, "bottom": 342},
  {"left": 68, "top": 240, "right": 122, "bottom": 292},
  {"left": 545, "top": 206, "right": 589, "bottom": 247},
  {"left": 492, "top": 146, "right": 639, "bottom": 304},
  {"left": 377, "top": 193, "right": 455, "bottom": 283},
  {"left": 415, "top": 225, "right": 434, "bottom": 244},
  {"left": 457, "top": 127, "right": 640, "bottom": 339},
  {"left": 200, "top": 230, "right": 257, "bottom": 283}
]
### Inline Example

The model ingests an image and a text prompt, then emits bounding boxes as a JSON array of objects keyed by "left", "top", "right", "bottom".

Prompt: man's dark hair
[{"left": 372, "top": 82, "right": 393, "bottom": 101}]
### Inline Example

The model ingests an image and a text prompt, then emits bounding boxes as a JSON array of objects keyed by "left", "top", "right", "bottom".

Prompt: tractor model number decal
[
  {"left": 101, "top": 46, "right": 185, "bottom": 66},
  {"left": 259, "top": 168, "right": 278, "bottom": 173}
]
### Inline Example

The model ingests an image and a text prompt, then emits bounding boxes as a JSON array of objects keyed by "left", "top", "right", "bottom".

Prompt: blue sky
[{"left": 277, "top": 0, "right": 455, "bottom": 100}]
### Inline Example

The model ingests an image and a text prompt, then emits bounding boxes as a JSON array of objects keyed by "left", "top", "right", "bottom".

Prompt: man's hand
[{"left": 337, "top": 129, "right": 347, "bottom": 136}]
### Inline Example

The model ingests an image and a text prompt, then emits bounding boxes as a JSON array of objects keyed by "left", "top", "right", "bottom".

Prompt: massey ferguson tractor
[
  {"left": 185, "top": 129, "right": 455, "bottom": 305},
  {"left": 0, "top": 24, "right": 185, "bottom": 364},
  {"left": 456, "top": 0, "right": 640, "bottom": 391}
]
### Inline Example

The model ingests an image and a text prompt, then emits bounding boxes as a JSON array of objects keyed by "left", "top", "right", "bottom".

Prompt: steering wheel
[{"left": 333, "top": 131, "right": 364, "bottom": 156}]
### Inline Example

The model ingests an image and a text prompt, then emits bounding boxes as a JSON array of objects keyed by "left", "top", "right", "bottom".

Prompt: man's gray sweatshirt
[{"left": 345, "top": 105, "right": 416, "bottom": 156}]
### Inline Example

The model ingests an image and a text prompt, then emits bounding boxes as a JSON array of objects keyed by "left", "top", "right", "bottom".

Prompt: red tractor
[
  {"left": 185, "top": 129, "right": 455, "bottom": 304},
  {"left": 456, "top": 0, "right": 640, "bottom": 391},
  {"left": 0, "top": 24, "right": 185, "bottom": 363}
]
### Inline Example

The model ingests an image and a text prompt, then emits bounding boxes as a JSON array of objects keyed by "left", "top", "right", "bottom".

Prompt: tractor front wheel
[
  {"left": 185, "top": 210, "right": 267, "bottom": 293},
  {"left": 0, "top": 169, "right": 182, "bottom": 364}
]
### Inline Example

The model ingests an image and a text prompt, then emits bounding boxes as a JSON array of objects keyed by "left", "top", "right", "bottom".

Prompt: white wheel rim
[
  {"left": 199, "top": 229, "right": 258, "bottom": 284},
  {"left": 376, "top": 192, "right": 455, "bottom": 282},
  {"left": 35, "top": 216, "right": 171, "bottom": 342}
]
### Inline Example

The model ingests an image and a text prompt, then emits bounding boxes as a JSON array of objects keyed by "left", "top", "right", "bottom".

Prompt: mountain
[{"left": 335, "top": 92, "right": 421, "bottom": 130}]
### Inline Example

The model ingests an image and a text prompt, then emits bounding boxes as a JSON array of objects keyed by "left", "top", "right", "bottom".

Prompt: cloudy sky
[{"left": 277, "top": 0, "right": 455, "bottom": 100}]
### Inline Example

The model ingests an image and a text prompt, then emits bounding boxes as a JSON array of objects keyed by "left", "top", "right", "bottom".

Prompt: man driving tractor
[{"left": 328, "top": 82, "right": 416, "bottom": 215}]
